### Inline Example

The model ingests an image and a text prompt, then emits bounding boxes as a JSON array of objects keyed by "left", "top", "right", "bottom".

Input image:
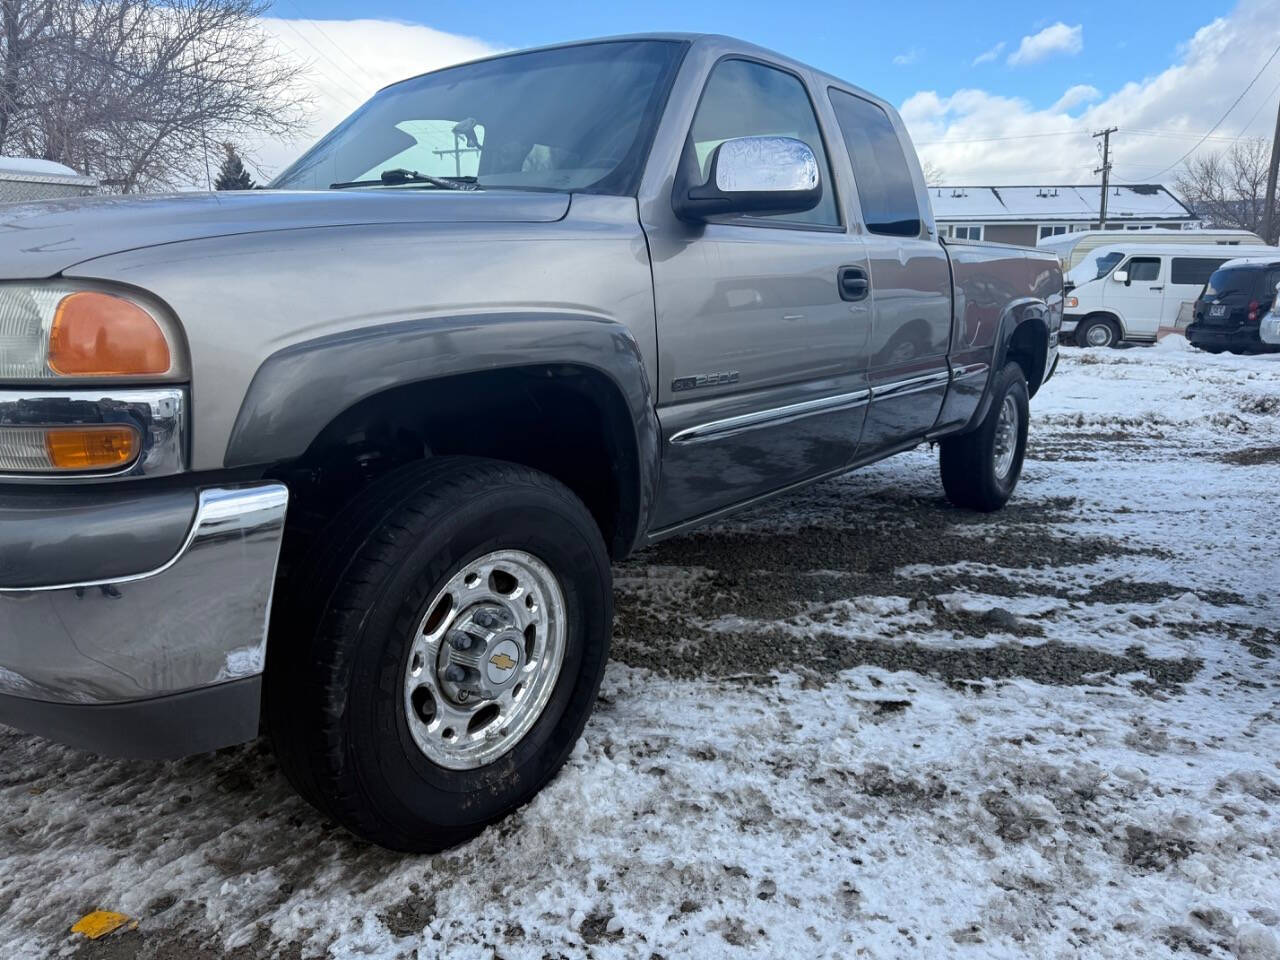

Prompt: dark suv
[{"left": 1188, "top": 259, "right": 1280, "bottom": 354}]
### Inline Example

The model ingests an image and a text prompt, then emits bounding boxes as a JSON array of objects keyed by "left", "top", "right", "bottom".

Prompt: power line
[
  {"left": 271, "top": 18, "right": 372, "bottom": 111},
  {"left": 1235, "top": 74, "right": 1280, "bottom": 139},
  {"left": 917, "top": 127, "right": 1273, "bottom": 148},
  {"left": 1114, "top": 38, "right": 1280, "bottom": 182},
  {"left": 277, "top": 3, "right": 383, "bottom": 89},
  {"left": 915, "top": 130, "right": 1083, "bottom": 145}
]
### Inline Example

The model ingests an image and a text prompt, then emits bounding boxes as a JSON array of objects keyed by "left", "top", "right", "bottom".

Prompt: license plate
[{"left": 1209, "top": 304, "right": 1227, "bottom": 317}]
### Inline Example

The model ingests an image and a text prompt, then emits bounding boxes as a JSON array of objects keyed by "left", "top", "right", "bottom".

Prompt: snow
[
  {"left": 931, "top": 184, "right": 1194, "bottom": 223},
  {"left": 0, "top": 156, "right": 83, "bottom": 178},
  {"left": 1, "top": 345, "right": 1278, "bottom": 958}
]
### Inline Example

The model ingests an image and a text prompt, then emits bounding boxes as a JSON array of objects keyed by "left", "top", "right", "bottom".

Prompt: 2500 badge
[{"left": 671, "top": 370, "right": 740, "bottom": 392}]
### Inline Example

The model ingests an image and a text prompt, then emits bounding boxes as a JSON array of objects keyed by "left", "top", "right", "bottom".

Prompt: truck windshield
[{"left": 271, "top": 40, "right": 685, "bottom": 195}]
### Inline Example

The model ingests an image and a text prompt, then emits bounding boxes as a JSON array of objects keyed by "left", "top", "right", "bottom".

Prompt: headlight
[
  {"left": 1065, "top": 296, "right": 1078, "bottom": 309},
  {"left": 0, "top": 283, "right": 185, "bottom": 381}
]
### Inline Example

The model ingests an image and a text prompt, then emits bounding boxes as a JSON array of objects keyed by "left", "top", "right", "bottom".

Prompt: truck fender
[
  {"left": 224, "top": 311, "right": 661, "bottom": 552},
  {"left": 962, "top": 297, "right": 1051, "bottom": 432}
]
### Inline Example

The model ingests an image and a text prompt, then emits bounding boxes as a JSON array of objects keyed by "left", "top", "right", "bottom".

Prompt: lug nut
[
  {"left": 472, "top": 609, "right": 499, "bottom": 629},
  {"left": 444, "top": 664, "right": 468, "bottom": 683},
  {"left": 447, "top": 630, "right": 477, "bottom": 651}
]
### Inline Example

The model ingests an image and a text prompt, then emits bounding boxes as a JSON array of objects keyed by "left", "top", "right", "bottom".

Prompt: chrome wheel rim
[
  {"left": 993, "top": 394, "right": 1019, "bottom": 480},
  {"left": 1085, "top": 323, "right": 1112, "bottom": 347},
  {"left": 403, "top": 549, "right": 566, "bottom": 771}
]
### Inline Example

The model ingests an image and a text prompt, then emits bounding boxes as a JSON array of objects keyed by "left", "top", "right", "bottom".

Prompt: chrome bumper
[{"left": 0, "top": 483, "right": 288, "bottom": 706}]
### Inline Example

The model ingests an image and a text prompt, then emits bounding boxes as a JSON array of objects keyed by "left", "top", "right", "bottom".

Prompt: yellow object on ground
[{"left": 70, "top": 911, "right": 130, "bottom": 940}]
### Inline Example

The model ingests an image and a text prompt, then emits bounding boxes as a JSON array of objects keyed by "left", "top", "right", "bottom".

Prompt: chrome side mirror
[{"left": 674, "top": 136, "right": 821, "bottom": 221}]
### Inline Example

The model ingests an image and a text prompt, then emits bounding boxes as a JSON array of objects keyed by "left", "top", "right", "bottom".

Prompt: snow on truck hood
[{"left": 0, "top": 189, "right": 571, "bottom": 280}]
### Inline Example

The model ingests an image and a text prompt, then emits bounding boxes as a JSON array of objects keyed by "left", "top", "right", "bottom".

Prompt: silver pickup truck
[{"left": 0, "top": 34, "right": 1060, "bottom": 850}]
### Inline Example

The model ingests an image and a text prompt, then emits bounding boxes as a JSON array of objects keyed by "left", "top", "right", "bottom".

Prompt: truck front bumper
[{"left": 0, "top": 482, "right": 288, "bottom": 758}]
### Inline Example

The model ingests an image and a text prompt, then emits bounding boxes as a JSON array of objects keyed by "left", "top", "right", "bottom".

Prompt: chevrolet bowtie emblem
[{"left": 489, "top": 652, "right": 517, "bottom": 671}]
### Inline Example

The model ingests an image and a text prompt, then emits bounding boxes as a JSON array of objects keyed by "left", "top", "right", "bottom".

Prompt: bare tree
[
  {"left": 920, "top": 158, "right": 945, "bottom": 186},
  {"left": 1174, "top": 138, "right": 1275, "bottom": 237},
  {"left": 0, "top": 0, "right": 310, "bottom": 192}
]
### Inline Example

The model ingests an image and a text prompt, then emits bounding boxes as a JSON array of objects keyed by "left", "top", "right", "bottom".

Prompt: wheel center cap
[{"left": 485, "top": 637, "right": 521, "bottom": 685}]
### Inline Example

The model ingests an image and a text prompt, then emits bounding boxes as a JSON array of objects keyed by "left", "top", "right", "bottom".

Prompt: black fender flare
[
  {"left": 962, "top": 297, "right": 1052, "bottom": 433},
  {"left": 224, "top": 312, "right": 660, "bottom": 555}
]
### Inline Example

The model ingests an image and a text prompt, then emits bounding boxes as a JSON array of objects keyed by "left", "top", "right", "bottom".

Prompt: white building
[
  {"left": 0, "top": 157, "right": 98, "bottom": 202},
  {"left": 931, "top": 183, "right": 1198, "bottom": 248}
]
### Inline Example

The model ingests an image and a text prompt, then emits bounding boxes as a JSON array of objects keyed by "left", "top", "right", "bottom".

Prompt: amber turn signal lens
[
  {"left": 44, "top": 426, "right": 139, "bottom": 471},
  {"left": 48, "top": 291, "right": 170, "bottom": 376}
]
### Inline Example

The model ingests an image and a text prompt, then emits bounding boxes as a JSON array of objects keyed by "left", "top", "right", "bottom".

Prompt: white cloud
[
  {"left": 1007, "top": 22, "right": 1083, "bottom": 66},
  {"left": 893, "top": 49, "right": 921, "bottom": 66},
  {"left": 243, "top": 18, "right": 500, "bottom": 181},
  {"left": 972, "top": 42, "right": 1005, "bottom": 66},
  {"left": 1051, "top": 84, "right": 1102, "bottom": 112},
  {"left": 902, "top": 0, "right": 1280, "bottom": 186}
]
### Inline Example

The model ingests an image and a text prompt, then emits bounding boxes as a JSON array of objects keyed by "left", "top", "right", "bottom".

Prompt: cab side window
[
  {"left": 688, "top": 59, "right": 839, "bottom": 227},
  {"left": 1127, "top": 257, "right": 1161, "bottom": 282}
]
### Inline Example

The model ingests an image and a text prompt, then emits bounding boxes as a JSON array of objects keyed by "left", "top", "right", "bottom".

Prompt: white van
[{"left": 1062, "top": 243, "right": 1280, "bottom": 347}]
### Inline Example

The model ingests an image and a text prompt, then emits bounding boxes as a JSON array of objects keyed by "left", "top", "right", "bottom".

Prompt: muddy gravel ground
[{"left": 1, "top": 342, "right": 1278, "bottom": 959}]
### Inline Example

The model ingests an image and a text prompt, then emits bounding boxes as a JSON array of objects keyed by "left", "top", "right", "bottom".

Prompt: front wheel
[
  {"left": 267, "top": 457, "right": 612, "bottom": 852},
  {"left": 939, "top": 362, "right": 1029, "bottom": 512},
  {"left": 1077, "top": 315, "right": 1119, "bottom": 348}
]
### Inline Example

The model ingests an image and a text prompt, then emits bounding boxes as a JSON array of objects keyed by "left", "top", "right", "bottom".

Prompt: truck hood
[{"left": 0, "top": 189, "right": 571, "bottom": 280}]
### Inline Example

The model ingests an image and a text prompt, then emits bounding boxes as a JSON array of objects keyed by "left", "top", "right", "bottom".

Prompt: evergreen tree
[{"left": 214, "top": 143, "right": 255, "bottom": 190}]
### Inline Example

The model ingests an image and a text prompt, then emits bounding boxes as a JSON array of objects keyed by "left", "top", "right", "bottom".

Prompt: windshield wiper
[{"left": 330, "top": 168, "right": 481, "bottom": 191}]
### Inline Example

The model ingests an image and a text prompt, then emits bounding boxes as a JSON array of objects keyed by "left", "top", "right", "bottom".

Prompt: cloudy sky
[{"left": 250, "top": 0, "right": 1279, "bottom": 187}]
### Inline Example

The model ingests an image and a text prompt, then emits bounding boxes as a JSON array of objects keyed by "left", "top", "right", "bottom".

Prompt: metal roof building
[{"left": 931, "top": 184, "right": 1197, "bottom": 248}]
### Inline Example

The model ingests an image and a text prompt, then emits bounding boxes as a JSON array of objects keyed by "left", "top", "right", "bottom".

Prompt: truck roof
[{"left": 382, "top": 33, "right": 881, "bottom": 106}]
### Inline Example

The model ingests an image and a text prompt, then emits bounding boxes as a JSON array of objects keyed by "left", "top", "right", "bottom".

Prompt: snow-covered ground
[{"left": 2, "top": 340, "right": 1278, "bottom": 959}]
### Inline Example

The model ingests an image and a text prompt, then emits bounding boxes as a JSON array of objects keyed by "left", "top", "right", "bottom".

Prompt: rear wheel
[
  {"left": 1077, "top": 315, "right": 1119, "bottom": 348},
  {"left": 267, "top": 457, "right": 612, "bottom": 852},
  {"left": 939, "top": 362, "right": 1029, "bottom": 512}
]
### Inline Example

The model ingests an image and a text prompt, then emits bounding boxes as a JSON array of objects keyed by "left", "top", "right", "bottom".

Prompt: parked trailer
[{"left": 1039, "top": 228, "right": 1263, "bottom": 271}]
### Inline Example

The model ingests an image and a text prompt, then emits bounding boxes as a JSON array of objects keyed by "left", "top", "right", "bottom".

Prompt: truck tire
[
  {"left": 1076, "top": 315, "right": 1119, "bottom": 348},
  {"left": 939, "top": 362, "right": 1029, "bottom": 512},
  {"left": 266, "top": 457, "right": 612, "bottom": 852}
]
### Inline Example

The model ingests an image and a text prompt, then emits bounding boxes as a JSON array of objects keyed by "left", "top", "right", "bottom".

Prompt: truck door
[
  {"left": 639, "top": 56, "right": 872, "bottom": 532},
  {"left": 825, "top": 89, "right": 952, "bottom": 457},
  {"left": 1106, "top": 255, "right": 1164, "bottom": 338}
]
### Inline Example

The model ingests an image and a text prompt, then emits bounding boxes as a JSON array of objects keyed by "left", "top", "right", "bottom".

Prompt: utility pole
[
  {"left": 432, "top": 134, "right": 479, "bottom": 178},
  {"left": 1263, "top": 99, "right": 1280, "bottom": 245},
  {"left": 1093, "top": 127, "right": 1118, "bottom": 228}
]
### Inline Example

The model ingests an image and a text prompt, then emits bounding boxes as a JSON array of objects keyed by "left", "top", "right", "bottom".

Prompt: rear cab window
[{"left": 826, "top": 88, "right": 921, "bottom": 237}]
